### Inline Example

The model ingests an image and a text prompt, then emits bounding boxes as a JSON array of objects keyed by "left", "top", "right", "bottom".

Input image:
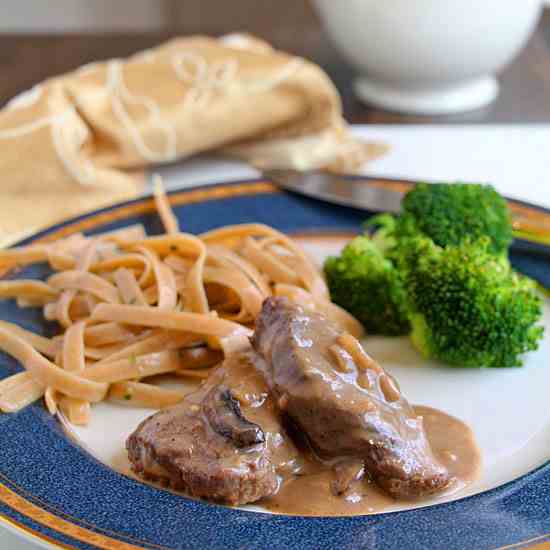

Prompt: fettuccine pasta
[{"left": 0, "top": 180, "right": 363, "bottom": 425}]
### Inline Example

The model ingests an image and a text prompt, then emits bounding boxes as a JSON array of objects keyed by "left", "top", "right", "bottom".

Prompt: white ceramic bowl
[{"left": 312, "top": 0, "right": 542, "bottom": 114}]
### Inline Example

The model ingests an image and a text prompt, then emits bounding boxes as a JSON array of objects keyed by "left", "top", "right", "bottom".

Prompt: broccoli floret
[
  {"left": 396, "top": 183, "right": 513, "bottom": 256},
  {"left": 399, "top": 236, "right": 544, "bottom": 367},
  {"left": 324, "top": 235, "right": 410, "bottom": 336},
  {"left": 364, "top": 213, "right": 398, "bottom": 252}
]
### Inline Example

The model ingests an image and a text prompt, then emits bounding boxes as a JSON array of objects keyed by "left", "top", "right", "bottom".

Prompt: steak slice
[
  {"left": 252, "top": 297, "right": 452, "bottom": 499},
  {"left": 127, "top": 352, "right": 300, "bottom": 505}
]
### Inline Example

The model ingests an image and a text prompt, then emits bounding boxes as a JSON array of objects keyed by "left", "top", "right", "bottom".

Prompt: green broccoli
[
  {"left": 395, "top": 182, "right": 513, "bottom": 256},
  {"left": 398, "top": 235, "right": 544, "bottom": 367},
  {"left": 325, "top": 183, "right": 544, "bottom": 367},
  {"left": 324, "top": 234, "right": 409, "bottom": 336}
]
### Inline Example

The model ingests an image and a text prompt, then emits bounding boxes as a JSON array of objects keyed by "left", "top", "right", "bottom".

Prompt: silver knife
[
  {"left": 262, "top": 169, "right": 550, "bottom": 262},
  {"left": 263, "top": 169, "right": 406, "bottom": 213}
]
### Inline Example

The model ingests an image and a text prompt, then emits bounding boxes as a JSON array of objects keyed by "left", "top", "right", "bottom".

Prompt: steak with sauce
[
  {"left": 127, "top": 352, "right": 301, "bottom": 505},
  {"left": 252, "top": 297, "right": 452, "bottom": 499}
]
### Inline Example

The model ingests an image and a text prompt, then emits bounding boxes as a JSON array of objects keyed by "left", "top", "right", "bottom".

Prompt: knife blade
[
  {"left": 262, "top": 168, "right": 550, "bottom": 265},
  {"left": 263, "top": 169, "right": 405, "bottom": 213}
]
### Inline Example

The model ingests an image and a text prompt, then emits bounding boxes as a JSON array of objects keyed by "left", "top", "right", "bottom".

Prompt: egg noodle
[{"left": 0, "top": 181, "right": 363, "bottom": 425}]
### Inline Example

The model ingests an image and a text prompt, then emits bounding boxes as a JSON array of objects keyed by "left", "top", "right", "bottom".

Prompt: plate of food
[{"left": 0, "top": 176, "right": 548, "bottom": 550}]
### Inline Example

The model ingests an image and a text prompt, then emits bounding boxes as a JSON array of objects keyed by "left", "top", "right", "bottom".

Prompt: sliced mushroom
[{"left": 202, "top": 385, "right": 265, "bottom": 448}]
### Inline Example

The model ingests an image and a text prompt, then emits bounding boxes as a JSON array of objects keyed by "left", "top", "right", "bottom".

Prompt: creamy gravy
[
  {"left": 117, "top": 398, "right": 480, "bottom": 516},
  {"left": 263, "top": 405, "right": 481, "bottom": 516},
  {"left": 120, "top": 353, "right": 481, "bottom": 517}
]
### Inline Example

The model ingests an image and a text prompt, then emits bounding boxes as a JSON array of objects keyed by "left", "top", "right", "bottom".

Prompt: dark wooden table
[{"left": 0, "top": 9, "right": 549, "bottom": 124}]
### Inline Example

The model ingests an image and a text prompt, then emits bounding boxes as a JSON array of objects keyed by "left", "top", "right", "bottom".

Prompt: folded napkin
[{"left": 0, "top": 33, "right": 386, "bottom": 244}]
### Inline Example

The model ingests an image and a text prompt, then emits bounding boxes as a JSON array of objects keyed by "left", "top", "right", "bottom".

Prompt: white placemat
[
  {"left": 2, "top": 124, "right": 550, "bottom": 550},
  {"left": 358, "top": 125, "right": 550, "bottom": 207}
]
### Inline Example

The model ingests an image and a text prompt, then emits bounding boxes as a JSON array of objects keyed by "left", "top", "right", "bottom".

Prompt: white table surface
[{"left": 2, "top": 124, "right": 550, "bottom": 550}]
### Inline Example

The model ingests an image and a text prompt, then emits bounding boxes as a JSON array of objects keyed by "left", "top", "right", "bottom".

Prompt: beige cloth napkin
[{"left": 0, "top": 33, "right": 387, "bottom": 245}]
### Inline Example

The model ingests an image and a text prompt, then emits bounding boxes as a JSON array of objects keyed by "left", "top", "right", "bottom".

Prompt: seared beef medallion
[
  {"left": 127, "top": 352, "right": 301, "bottom": 505},
  {"left": 252, "top": 297, "right": 452, "bottom": 499}
]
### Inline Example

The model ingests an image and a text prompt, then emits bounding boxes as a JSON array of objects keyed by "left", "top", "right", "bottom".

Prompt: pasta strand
[{"left": 0, "top": 326, "right": 108, "bottom": 402}]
